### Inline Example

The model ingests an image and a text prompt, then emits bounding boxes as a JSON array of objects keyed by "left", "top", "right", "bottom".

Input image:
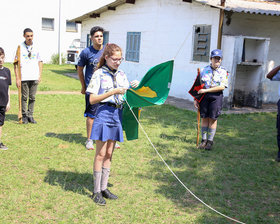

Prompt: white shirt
[
  {"left": 86, "top": 66, "right": 130, "bottom": 104},
  {"left": 15, "top": 42, "right": 42, "bottom": 81}
]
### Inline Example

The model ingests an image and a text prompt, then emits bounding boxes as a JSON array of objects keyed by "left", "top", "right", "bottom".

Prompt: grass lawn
[
  {"left": 4, "top": 63, "right": 79, "bottom": 92},
  {"left": 0, "top": 64, "right": 280, "bottom": 223}
]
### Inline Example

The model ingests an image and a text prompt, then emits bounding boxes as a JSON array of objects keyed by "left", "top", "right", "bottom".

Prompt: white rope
[{"left": 123, "top": 98, "right": 246, "bottom": 224}]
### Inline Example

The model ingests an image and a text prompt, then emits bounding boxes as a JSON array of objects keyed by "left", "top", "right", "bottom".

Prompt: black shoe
[
  {"left": 22, "top": 116, "right": 28, "bottom": 124},
  {"left": 205, "top": 140, "right": 213, "bottom": 151},
  {"left": 0, "top": 142, "right": 8, "bottom": 150},
  {"left": 198, "top": 139, "right": 207, "bottom": 149},
  {"left": 28, "top": 117, "right": 37, "bottom": 124},
  {"left": 91, "top": 192, "right": 106, "bottom": 206},
  {"left": 101, "top": 189, "right": 118, "bottom": 200}
]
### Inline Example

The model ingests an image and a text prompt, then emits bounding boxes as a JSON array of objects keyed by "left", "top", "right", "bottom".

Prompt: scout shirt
[
  {"left": 14, "top": 42, "right": 42, "bottom": 81},
  {"left": 86, "top": 65, "right": 129, "bottom": 105},
  {"left": 271, "top": 70, "right": 280, "bottom": 96},
  {"left": 200, "top": 65, "right": 228, "bottom": 89}
]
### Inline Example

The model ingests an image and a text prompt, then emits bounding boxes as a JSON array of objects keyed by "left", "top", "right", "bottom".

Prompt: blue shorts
[
  {"left": 90, "top": 103, "right": 124, "bottom": 142},
  {"left": 199, "top": 92, "right": 223, "bottom": 120},
  {"left": 84, "top": 94, "right": 98, "bottom": 118}
]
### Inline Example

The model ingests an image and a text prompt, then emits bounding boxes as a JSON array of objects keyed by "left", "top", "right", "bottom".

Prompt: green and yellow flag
[{"left": 122, "top": 60, "right": 174, "bottom": 140}]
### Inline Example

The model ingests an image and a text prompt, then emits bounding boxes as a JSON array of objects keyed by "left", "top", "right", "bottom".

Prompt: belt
[{"left": 100, "top": 102, "right": 122, "bottom": 108}]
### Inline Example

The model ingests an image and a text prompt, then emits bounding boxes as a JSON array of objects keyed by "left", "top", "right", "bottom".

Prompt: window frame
[
  {"left": 42, "top": 18, "right": 55, "bottom": 31},
  {"left": 125, "top": 32, "right": 141, "bottom": 62},
  {"left": 192, "top": 25, "right": 211, "bottom": 62},
  {"left": 66, "top": 21, "right": 78, "bottom": 32}
]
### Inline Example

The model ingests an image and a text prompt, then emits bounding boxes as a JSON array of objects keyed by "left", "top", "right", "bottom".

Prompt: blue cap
[{"left": 210, "top": 49, "right": 223, "bottom": 58}]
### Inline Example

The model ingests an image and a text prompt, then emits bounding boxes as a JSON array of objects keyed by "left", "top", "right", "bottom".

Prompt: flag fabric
[
  {"left": 122, "top": 60, "right": 174, "bottom": 140},
  {"left": 188, "top": 68, "right": 205, "bottom": 103}
]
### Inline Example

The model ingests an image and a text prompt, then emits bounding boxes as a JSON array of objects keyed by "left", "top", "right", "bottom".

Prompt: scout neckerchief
[
  {"left": 102, "top": 65, "right": 121, "bottom": 105},
  {"left": 24, "top": 41, "right": 33, "bottom": 59},
  {"left": 210, "top": 64, "right": 219, "bottom": 88}
]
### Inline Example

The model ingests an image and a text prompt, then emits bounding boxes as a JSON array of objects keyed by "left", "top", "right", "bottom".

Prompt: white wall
[
  {"left": 223, "top": 12, "right": 280, "bottom": 103},
  {"left": 79, "top": 0, "right": 220, "bottom": 100},
  {"left": 1, "top": 0, "right": 81, "bottom": 63}
]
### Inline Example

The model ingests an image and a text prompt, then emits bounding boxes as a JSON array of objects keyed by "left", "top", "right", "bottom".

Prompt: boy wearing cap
[{"left": 194, "top": 49, "right": 228, "bottom": 150}]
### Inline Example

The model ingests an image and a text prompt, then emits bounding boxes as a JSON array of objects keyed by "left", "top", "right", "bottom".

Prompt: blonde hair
[{"left": 96, "top": 43, "right": 122, "bottom": 70}]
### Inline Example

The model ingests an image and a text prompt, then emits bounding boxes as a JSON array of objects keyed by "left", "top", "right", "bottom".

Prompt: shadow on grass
[
  {"left": 136, "top": 106, "right": 280, "bottom": 223},
  {"left": 44, "top": 169, "right": 93, "bottom": 196},
  {"left": 50, "top": 69, "right": 78, "bottom": 80},
  {"left": 5, "top": 114, "right": 18, "bottom": 122},
  {"left": 50, "top": 69, "right": 77, "bottom": 75},
  {"left": 45, "top": 132, "right": 86, "bottom": 145}
]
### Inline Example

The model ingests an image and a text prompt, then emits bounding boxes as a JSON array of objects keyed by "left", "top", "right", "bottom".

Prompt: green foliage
[{"left": 50, "top": 53, "right": 66, "bottom": 65}]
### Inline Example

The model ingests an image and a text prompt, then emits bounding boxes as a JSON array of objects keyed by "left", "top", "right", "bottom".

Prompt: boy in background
[
  {"left": 266, "top": 65, "right": 280, "bottom": 162},
  {"left": 0, "top": 47, "right": 11, "bottom": 150}
]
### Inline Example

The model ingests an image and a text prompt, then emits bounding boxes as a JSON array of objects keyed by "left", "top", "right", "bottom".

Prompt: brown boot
[
  {"left": 205, "top": 140, "right": 213, "bottom": 150},
  {"left": 198, "top": 140, "right": 207, "bottom": 149}
]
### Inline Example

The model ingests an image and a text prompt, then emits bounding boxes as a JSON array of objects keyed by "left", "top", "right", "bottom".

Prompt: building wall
[
  {"left": 1, "top": 0, "right": 81, "bottom": 63},
  {"left": 80, "top": 0, "right": 220, "bottom": 100},
  {"left": 223, "top": 12, "right": 280, "bottom": 103}
]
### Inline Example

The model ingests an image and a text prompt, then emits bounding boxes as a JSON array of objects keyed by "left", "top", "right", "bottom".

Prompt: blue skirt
[{"left": 90, "top": 104, "right": 124, "bottom": 142}]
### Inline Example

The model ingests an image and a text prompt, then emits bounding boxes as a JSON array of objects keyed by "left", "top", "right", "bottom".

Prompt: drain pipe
[{"left": 217, "top": 0, "right": 225, "bottom": 49}]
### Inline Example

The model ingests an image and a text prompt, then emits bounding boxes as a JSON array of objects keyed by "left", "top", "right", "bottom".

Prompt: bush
[{"left": 50, "top": 53, "right": 66, "bottom": 64}]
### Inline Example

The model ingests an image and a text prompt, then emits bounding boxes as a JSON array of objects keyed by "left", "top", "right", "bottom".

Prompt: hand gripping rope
[{"left": 124, "top": 97, "right": 246, "bottom": 224}]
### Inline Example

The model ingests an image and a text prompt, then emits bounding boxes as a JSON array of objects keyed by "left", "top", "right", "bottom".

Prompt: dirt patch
[
  {"left": 165, "top": 96, "right": 277, "bottom": 114},
  {"left": 11, "top": 91, "right": 277, "bottom": 114}
]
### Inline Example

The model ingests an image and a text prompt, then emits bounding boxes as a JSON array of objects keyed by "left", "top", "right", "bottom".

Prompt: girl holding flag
[{"left": 86, "top": 43, "right": 138, "bottom": 205}]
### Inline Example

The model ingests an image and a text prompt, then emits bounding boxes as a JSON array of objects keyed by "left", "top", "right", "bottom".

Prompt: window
[
  {"left": 103, "top": 31, "right": 109, "bottom": 45},
  {"left": 192, "top": 25, "right": 211, "bottom": 62},
  {"left": 42, "top": 18, "right": 54, "bottom": 31},
  {"left": 66, "top": 21, "right": 78, "bottom": 32},
  {"left": 87, "top": 34, "right": 92, "bottom": 47},
  {"left": 86, "top": 31, "right": 109, "bottom": 47},
  {"left": 126, "top": 32, "right": 141, "bottom": 62}
]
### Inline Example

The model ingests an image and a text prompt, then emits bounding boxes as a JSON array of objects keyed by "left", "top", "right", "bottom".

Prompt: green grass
[
  {"left": 0, "top": 64, "right": 280, "bottom": 223},
  {"left": 4, "top": 63, "right": 79, "bottom": 92}
]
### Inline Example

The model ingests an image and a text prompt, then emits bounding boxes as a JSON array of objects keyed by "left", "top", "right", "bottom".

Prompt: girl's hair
[{"left": 96, "top": 43, "right": 122, "bottom": 70}]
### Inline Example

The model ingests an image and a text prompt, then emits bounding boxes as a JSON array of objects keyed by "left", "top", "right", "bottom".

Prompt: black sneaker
[
  {"left": 198, "top": 139, "right": 207, "bottom": 149},
  {"left": 101, "top": 189, "right": 118, "bottom": 200},
  {"left": 205, "top": 140, "right": 213, "bottom": 151},
  {"left": 22, "top": 116, "right": 28, "bottom": 124},
  {"left": 0, "top": 142, "right": 8, "bottom": 150},
  {"left": 91, "top": 192, "right": 106, "bottom": 206},
  {"left": 28, "top": 117, "right": 37, "bottom": 124}
]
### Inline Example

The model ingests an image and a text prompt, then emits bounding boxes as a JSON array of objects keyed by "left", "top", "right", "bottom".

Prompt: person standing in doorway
[
  {"left": 194, "top": 49, "right": 228, "bottom": 150},
  {"left": 266, "top": 65, "right": 280, "bottom": 162},
  {"left": 14, "top": 28, "right": 43, "bottom": 124}
]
